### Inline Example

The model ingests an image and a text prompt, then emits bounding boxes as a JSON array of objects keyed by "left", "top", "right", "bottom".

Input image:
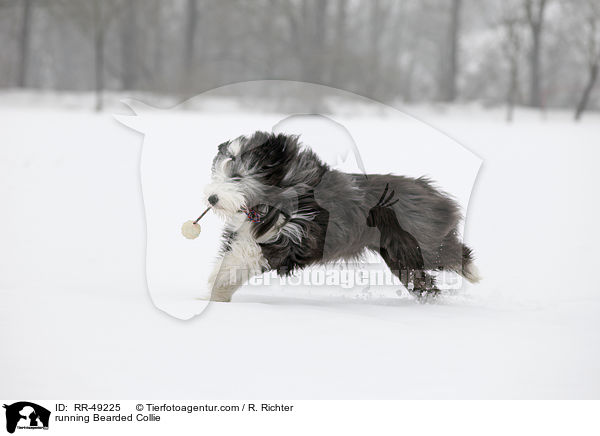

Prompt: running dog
[{"left": 203, "top": 132, "right": 479, "bottom": 302}]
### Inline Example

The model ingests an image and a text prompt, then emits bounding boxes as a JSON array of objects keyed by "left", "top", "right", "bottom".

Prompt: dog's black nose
[{"left": 208, "top": 194, "right": 218, "bottom": 206}]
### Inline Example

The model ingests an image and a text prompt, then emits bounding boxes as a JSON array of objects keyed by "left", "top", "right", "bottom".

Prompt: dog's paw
[
  {"left": 409, "top": 289, "right": 441, "bottom": 304},
  {"left": 209, "top": 290, "right": 233, "bottom": 303}
]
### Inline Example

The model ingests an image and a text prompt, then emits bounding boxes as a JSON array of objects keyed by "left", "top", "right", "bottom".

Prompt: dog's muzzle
[{"left": 208, "top": 194, "right": 219, "bottom": 206}]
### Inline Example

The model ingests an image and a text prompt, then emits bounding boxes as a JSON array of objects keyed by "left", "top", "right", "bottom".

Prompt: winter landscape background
[
  {"left": 0, "top": 0, "right": 599, "bottom": 118},
  {"left": 1, "top": 0, "right": 599, "bottom": 399}
]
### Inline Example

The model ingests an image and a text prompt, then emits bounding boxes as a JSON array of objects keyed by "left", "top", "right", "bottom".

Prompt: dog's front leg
[
  {"left": 207, "top": 257, "right": 241, "bottom": 302},
  {"left": 208, "top": 254, "right": 251, "bottom": 302},
  {"left": 208, "top": 230, "right": 269, "bottom": 302}
]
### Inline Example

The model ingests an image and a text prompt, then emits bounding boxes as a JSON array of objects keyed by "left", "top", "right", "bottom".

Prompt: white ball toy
[{"left": 181, "top": 220, "right": 201, "bottom": 239}]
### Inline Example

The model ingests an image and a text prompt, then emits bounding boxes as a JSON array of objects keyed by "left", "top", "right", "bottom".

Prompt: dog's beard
[{"left": 203, "top": 181, "right": 247, "bottom": 219}]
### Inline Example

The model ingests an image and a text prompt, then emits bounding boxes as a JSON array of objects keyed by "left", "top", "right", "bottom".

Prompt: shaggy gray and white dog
[{"left": 204, "top": 131, "right": 479, "bottom": 302}]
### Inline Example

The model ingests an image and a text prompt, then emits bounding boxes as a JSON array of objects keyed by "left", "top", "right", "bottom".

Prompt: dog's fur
[{"left": 204, "top": 132, "right": 479, "bottom": 302}]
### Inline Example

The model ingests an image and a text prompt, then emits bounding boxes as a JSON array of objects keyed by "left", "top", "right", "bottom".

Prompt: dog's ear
[{"left": 217, "top": 141, "right": 229, "bottom": 154}]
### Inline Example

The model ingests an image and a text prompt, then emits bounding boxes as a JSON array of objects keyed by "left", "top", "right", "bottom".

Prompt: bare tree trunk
[
  {"left": 367, "top": 0, "right": 383, "bottom": 98},
  {"left": 121, "top": 0, "right": 136, "bottom": 90},
  {"left": 310, "top": 0, "right": 327, "bottom": 84},
  {"left": 400, "top": 1, "right": 418, "bottom": 103},
  {"left": 506, "top": 59, "right": 518, "bottom": 122},
  {"left": 17, "top": 0, "right": 32, "bottom": 87},
  {"left": 305, "top": 0, "right": 328, "bottom": 111},
  {"left": 93, "top": 0, "right": 104, "bottom": 112},
  {"left": 152, "top": 1, "right": 163, "bottom": 90},
  {"left": 529, "top": 27, "right": 542, "bottom": 107},
  {"left": 575, "top": 62, "right": 599, "bottom": 121},
  {"left": 525, "top": 0, "right": 548, "bottom": 108},
  {"left": 183, "top": 0, "right": 198, "bottom": 83},
  {"left": 386, "top": 2, "right": 406, "bottom": 99},
  {"left": 502, "top": 13, "right": 522, "bottom": 123},
  {"left": 330, "top": 0, "right": 347, "bottom": 84},
  {"left": 440, "top": 0, "right": 461, "bottom": 102}
]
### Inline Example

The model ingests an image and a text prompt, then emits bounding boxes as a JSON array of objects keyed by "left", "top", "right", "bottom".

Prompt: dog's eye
[{"left": 231, "top": 173, "right": 241, "bottom": 180}]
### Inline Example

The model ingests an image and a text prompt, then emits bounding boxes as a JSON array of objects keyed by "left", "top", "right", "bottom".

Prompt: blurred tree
[
  {"left": 499, "top": 0, "right": 526, "bottom": 121},
  {"left": 524, "top": 0, "right": 548, "bottom": 108},
  {"left": 566, "top": 0, "right": 600, "bottom": 120},
  {"left": 330, "top": 0, "right": 347, "bottom": 85},
  {"left": 183, "top": 0, "right": 197, "bottom": 73},
  {"left": 120, "top": 0, "right": 136, "bottom": 90},
  {"left": 92, "top": 0, "right": 104, "bottom": 110},
  {"left": 0, "top": 0, "right": 597, "bottom": 115},
  {"left": 439, "top": 0, "right": 462, "bottom": 101},
  {"left": 17, "top": 0, "right": 32, "bottom": 87}
]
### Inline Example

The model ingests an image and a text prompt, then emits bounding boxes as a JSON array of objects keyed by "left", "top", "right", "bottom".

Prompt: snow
[{"left": 1, "top": 90, "right": 599, "bottom": 399}]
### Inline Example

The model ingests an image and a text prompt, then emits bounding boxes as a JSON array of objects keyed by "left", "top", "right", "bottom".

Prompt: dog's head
[{"left": 204, "top": 132, "right": 306, "bottom": 222}]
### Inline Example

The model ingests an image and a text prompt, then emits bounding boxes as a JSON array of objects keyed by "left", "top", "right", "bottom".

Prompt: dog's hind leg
[
  {"left": 377, "top": 249, "right": 439, "bottom": 301},
  {"left": 409, "top": 270, "right": 441, "bottom": 301},
  {"left": 378, "top": 256, "right": 440, "bottom": 301},
  {"left": 373, "top": 222, "right": 439, "bottom": 301}
]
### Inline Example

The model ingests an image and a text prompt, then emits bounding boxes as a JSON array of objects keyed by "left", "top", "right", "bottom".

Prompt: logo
[{"left": 3, "top": 402, "right": 50, "bottom": 434}]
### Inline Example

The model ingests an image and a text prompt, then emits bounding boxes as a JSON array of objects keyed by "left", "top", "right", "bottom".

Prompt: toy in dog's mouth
[
  {"left": 181, "top": 206, "right": 211, "bottom": 239},
  {"left": 181, "top": 206, "right": 263, "bottom": 240}
]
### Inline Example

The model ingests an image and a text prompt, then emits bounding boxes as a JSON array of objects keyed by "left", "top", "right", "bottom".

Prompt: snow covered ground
[{"left": 1, "top": 92, "right": 599, "bottom": 399}]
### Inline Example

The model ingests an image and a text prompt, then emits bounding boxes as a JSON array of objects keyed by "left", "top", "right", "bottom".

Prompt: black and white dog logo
[{"left": 3, "top": 402, "right": 50, "bottom": 434}]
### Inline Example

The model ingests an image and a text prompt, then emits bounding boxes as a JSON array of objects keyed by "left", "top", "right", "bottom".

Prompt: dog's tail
[{"left": 460, "top": 244, "right": 481, "bottom": 283}]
